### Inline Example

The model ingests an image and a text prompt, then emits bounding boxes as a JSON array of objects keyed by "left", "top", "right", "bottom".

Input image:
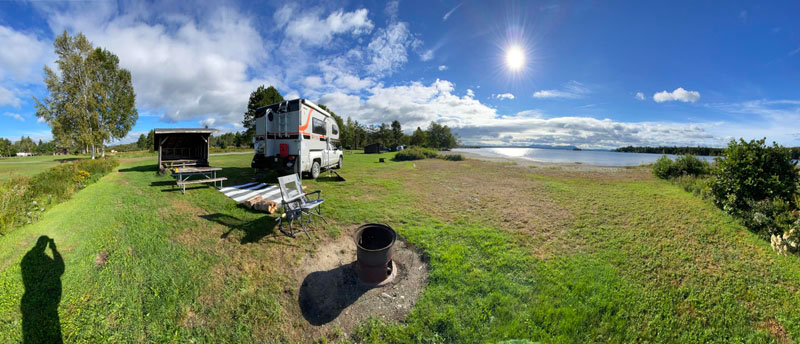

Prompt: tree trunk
[
  {"left": 91, "top": 145, "right": 96, "bottom": 160},
  {"left": 101, "top": 144, "right": 105, "bottom": 158}
]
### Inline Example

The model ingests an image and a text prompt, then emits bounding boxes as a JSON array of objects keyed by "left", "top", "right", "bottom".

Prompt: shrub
[
  {"left": 652, "top": 155, "right": 675, "bottom": 179},
  {"left": 0, "top": 158, "right": 118, "bottom": 235},
  {"left": 394, "top": 147, "right": 439, "bottom": 161},
  {"left": 710, "top": 138, "right": 799, "bottom": 216},
  {"left": 672, "top": 175, "right": 712, "bottom": 200},
  {"left": 739, "top": 198, "right": 797, "bottom": 240},
  {"left": 652, "top": 154, "right": 709, "bottom": 179},
  {"left": 440, "top": 154, "right": 464, "bottom": 161}
]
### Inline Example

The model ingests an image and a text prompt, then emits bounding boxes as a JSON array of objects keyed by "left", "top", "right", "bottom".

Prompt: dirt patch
[
  {"left": 400, "top": 158, "right": 576, "bottom": 258},
  {"left": 293, "top": 232, "right": 428, "bottom": 339},
  {"left": 757, "top": 318, "right": 790, "bottom": 344}
]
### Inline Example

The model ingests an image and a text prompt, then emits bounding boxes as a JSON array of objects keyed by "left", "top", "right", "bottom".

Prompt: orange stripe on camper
[{"left": 298, "top": 108, "right": 313, "bottom": 131}]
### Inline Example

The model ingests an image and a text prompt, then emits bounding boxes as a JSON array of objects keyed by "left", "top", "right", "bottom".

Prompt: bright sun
[{"left": 505, "top": 45, "right": 525, "bottom": 71}]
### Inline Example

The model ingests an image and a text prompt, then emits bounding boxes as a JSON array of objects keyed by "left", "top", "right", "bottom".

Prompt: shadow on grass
[
  {"left": 118, "top": 164, "right": 158, "bottom": 173},
  {"left": 54, "top": 158, "right": 80, "bottom": 163},
  {"left": 200, "top": 213, "right": 283, "bottom": 244},
  {"left": 21, "top": 236, "right": 64, "bottom": 344},
  {"left": 298, "top": 263, "right": 368, "bottom": 325}
]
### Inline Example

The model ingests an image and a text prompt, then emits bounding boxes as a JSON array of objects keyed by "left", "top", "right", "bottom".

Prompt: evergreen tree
[
  {"left": 243, "top": 85, "right": 283, "bottom": 143},
  {"left": 410, "top": 127, "right": 427, "bottom": 147}
]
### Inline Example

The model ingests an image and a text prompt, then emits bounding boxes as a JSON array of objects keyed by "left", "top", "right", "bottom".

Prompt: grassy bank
[{"left": 0, "top": 152, "right": 798, "bottom": 342}]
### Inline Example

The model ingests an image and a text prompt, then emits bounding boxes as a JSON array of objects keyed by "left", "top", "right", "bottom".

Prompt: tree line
[
  {"left": 614, "top": 146, "right": 726, "bottom": 156},
  {"left": 0, "top": 137, "right": 58, "bottom": 157},
  {"left": 616, "top": 145, "right": 800, "bottom": 159}
]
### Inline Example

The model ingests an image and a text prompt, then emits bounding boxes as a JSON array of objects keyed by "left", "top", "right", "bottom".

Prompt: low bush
[
  {"left": 394, "top": 147, "right": 439, "bottom": 161},
  {"left": 652, "top": 154, "right": 709, "bottom": 179},
  {"left": 440, "top": 154, "right": 464, "bottom": 161},
  {"left": 672, "top": 175, "right": 712, "bottom": 200},
  {"left": 0, "top": 158, "right": 118, "bottom": 235}
]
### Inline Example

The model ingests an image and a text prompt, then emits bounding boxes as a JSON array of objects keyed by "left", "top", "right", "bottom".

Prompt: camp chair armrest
[{"left": 305, "top": 190, "right": 322, "bottom": 199}]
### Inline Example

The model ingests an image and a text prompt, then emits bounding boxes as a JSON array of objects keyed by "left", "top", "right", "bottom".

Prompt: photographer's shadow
[{"left": 20, "top": 236, "right": 64, "bottom": 344}]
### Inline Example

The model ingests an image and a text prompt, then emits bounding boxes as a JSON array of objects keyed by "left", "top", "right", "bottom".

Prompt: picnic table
[{"left": 171, "top": 166, "right": 227, "bottom": 194}]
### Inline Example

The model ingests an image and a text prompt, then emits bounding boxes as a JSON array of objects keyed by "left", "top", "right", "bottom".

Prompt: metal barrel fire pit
[{"left": 354, "top": 223, "right": 397, "bottom": 286}]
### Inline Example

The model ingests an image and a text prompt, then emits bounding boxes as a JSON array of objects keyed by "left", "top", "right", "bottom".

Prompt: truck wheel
[
  {"left": 337, "top": 156, "right": 343, "bottom": 169},
  {"left": 311, "top": 161, "right": 321, "bottom": 179}
]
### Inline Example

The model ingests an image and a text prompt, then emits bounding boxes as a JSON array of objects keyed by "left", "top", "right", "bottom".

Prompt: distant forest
[{"left": 615, "top": 146, "right": 800, "bottom": 159}]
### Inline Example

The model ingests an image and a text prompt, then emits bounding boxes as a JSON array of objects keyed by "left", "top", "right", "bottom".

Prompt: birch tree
[{"left": 34, "top": 31, "right": 137, "bottom": 159}]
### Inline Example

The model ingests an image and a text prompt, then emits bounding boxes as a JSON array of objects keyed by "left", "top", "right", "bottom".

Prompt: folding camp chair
[{"left": 276, "top": 174, "right": 327, "bottom": 238}]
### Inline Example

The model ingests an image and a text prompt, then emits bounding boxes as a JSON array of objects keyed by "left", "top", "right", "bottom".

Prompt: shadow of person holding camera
[{"left": 20, "top": 235, "right": 64, "bottom": 344}]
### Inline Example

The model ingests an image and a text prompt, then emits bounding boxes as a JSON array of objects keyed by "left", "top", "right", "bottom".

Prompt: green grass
[
  {"left": 0, "top": 151, "right": 799, "bottom": 342},
  {"left": 0, "top": 155, "right": 83, "bottom": 181}
]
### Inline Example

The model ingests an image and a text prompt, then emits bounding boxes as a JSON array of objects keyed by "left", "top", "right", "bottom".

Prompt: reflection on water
[{"left": 454, "top": 148, "right": 715, "bottom": 167}]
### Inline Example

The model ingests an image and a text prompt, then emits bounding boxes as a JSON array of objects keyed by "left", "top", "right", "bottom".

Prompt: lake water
[{"left": 453, "top": 147, "right": 716, "bottom": 167}]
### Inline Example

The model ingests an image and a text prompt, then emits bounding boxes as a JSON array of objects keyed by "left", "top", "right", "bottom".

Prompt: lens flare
[{"left": 505, "top": 45, "right": 525, "bottom": 71}]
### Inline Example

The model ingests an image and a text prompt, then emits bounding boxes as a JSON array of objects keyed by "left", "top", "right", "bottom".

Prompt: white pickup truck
[{"left": 251, "top": 98, "right": 343, "bottom": 179}]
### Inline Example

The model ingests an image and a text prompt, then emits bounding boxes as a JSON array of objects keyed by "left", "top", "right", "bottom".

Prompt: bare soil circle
[{"left": 295, "top": 232, "right": 428, "bottom": 335}]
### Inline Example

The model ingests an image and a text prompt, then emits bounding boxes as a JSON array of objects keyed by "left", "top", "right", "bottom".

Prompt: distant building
[{"left": 16, "top": 152, "right": 33, "bottom": 157}]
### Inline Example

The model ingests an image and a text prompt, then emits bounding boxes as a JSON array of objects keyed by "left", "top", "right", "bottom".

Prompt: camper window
[
  {"left": 312, "top": 118, "right": 326, "bottom": 135},
  {"left": 332, "top": 124, "right": 339, "bottom": 135}
]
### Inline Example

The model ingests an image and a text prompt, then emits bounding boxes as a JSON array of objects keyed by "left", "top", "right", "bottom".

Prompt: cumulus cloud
[
  {"left": 3, "top": 112, "right": 24, "bottom": 122},
  {"left": 494, "top": 93, "right": 515, "bottom": 100},
  {"left": 0, "top": 25, "right": 53, "bottom": 108},
  {"left": 199, "top": 118, "right": 215, "bottom": 127},
  {"left": 635, "top": 92, "right": 645, "bottom": 100},
  {"left": 532, "top": 81, "right": 589, "bottom": 99},
  {"left": 40, "top": 3, "right": 281, "bottom": 126},
  {"left": 277, "top": 6, "right": 373, "bottom": 46},
  {"left": 466, "top": 89, "right": 475, "bottom": 98},
  {"left": 317, "top": 79, "right": 723, "bottom": 148},
  {"left": 438, "top": 65, "right": 448, "bottom": 71},
  {"left": 653, "top": 87, "right": 701, "bottom": 103}
]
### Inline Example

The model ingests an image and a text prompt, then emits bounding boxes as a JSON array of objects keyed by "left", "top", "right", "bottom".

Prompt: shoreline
[{"left": 447, "top": 150, "right": 643, "bottom": 172}]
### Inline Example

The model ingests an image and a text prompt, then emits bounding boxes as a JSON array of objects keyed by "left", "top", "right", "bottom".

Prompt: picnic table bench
[{"left": 171, "top": 166, "right": 227, "bottom": 194}]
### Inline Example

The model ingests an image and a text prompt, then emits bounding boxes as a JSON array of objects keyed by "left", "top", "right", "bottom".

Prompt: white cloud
[
  {"left": 3, "top": 112, "right": 24, "bottom": 122},
  {"left": 277, "top": 6, "right": 374, "bottom": 46},
  {"left": 653, "top": 87, "right": 701, "bottom": 103},
  {"left": 635, "top": 92, "right": 645, "bottom": 100},
  {"left": 532, "top": 81, "right": 589, "bottom": 99},
  {"left": 365, "top": 22, "right": 418, "bottom": 76},
  {"left": 41, "top": 3, "right": 281, "bottom": 126},
  {"left": 0, "top": 85, "right": 20, "bottom": 107},
  {"left": 494, "top": 93, "right": 515, "bottom": 100},
  {"left": 419, "top": 49, "right": 434, "bottom": 61},
  {"left": 466, "top": 89, "right": 475, "bottom": 98},
  {"left": 533, "top": 90, "right": 579, "bottom": 99},
  {"left": 317, "top": 79, "right": 723, "bottom": 149},
  {"left": 438, "top": 65, "right": 448, "bottom": 71},
  {"left": 0, "top": 25, "right": 52, "bottom": 83},
  {"left": 199, "top": 118, "right": 215, "bottom": 127},
  {"left": 442, "top": 3, "right": 463, "bottom": 21}
]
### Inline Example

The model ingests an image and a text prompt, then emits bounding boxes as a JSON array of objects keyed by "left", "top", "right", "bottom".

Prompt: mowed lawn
[
  {"left": 0, "top": 155, "right": 83, "bottom": 182},
  {"left": 1, "top": 152, "right": 799, "bottom": 342}
]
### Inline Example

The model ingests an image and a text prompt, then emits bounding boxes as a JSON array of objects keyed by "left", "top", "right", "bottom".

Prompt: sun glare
[{"left": 505, "top": 45, "right": 525, "bottom": 71}]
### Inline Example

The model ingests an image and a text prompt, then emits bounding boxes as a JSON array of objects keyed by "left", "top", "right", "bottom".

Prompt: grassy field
[
  {"left": 0, "top": 155, "right": 83, "bottom": 182},
  {"left": 0, "top": 151, "right": 799, "bottom": 342}
]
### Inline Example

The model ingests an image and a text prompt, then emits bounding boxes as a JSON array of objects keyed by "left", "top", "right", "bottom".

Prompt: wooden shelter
[
  {"left": 154, "top": 128, "right": 216, "bottom": 172},
  {"left": 364, "top": 143, "right": 381, "bottom": 154}
]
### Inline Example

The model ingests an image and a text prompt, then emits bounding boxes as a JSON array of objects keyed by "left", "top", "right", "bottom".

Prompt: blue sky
[{"left": 1, "top": 0, "right": 799, "bottom": 148}]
